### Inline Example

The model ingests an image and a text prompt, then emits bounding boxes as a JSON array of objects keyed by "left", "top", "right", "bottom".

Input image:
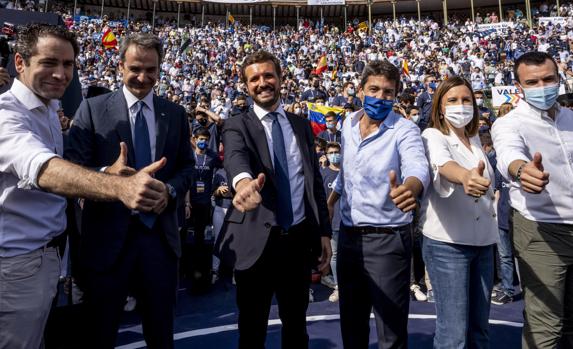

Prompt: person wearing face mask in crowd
[
  {"left": 317, "top": 111, "right": 342, "bottom": 144},
  {"left": 416, "top": 74, "right": 438, "bottom": 131},
  {"left": 474, "top": 90, "right": 496, "bottom": 122},
  {"left": 478, "top": 116, "right": 492, "bottom": 134},
  {"left": 187, "top": 127, "right": 222, "bottom": 289},
  {"left": 320, "top": 142, "right": 343, "bottom": 303},
  {"left": 406, "top": 106, "right": 421, "bottom": 126},
  {"left": 328, "top": 60, "right": 429, "bottom": 349},
  {"left": 230, "top": 94, "right": 249, "bottom": 117},
  {"left": 421, "top": 76, "right": 498, "bottom": 349},
  {"left": 193, "top": 104, "right": 223, "bottom": 153},
  {"left": 301, "top": 74, "right": 328, "bottom": 102},
  {"left": 333, "top": 81, "right": 363, "bottom": 108},
  {"left": 492, "top": 51, "right": 573, "bottom": 349}
]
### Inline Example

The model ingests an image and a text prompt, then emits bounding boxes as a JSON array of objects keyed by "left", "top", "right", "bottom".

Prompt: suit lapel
[
  {"left": 245, "top": 110, "right": 276, "bottom": 185},
  {"left": 153, "top": 95, "right": 169, "bottom": 161},
  {"left": 111, "top": 91, "right": 136, "bottom": 167}
]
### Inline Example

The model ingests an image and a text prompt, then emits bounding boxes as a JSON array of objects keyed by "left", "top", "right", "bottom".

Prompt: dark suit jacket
[
  {"left": 215, "top": 109, "right": 331, "bottom": 271},
  {"left": 65, "top": 90, "right": 194, "bottom": 272}
]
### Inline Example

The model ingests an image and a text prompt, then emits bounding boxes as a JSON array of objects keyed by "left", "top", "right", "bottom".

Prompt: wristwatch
[{"left": 165, "top": 183, "right": 177, "bottom": 199}]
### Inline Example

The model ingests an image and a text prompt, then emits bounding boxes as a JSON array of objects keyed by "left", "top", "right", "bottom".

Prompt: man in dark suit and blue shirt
[
  {"left": 215, "top": 50, "right": 332, "bottom": 349},
  {"left": 65, "top": 33, "right": 194, "bottom": 349},
  {"left": 328, "top": 60, "right": 430, "bottom": 349}
]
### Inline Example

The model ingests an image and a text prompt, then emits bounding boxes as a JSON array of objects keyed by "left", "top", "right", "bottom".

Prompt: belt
[
  {"left": 343, "top": 225, "right": 395, "bottom": 234},
  {"left": 271, "top": 220, "right": 306, "bottom": 236}
]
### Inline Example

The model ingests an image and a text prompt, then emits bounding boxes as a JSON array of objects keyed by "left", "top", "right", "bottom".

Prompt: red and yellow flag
[
  {"left": 402, "top": 59, "right": 410, "bottom": 78},
  {"left": 314, "top": 55, "right": 327, "bottom": 75},
  {"left": 228, "top": 13, "right": 235, "bottom": 24},
  {"left": 102, "top": 27, "right": 117, "bottom": 49}
]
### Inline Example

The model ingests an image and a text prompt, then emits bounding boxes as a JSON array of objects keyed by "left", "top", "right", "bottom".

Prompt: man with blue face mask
[
  {"left": 328, "top": 60, "right": 429, "bottom": 349},
  {"left": 492, "top": 51, "right": 573, "bottom": 349},
  {"left": 317, "top": 111, "right": 342, "bottom": 144},
  {"left": 415, "top": 74, "right": 437, "bottom": 131}
]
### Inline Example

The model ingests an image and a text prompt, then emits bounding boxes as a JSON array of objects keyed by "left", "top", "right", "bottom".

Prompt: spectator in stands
[{"left": 317, "top": 111, "right": 342, "bottom": 144}]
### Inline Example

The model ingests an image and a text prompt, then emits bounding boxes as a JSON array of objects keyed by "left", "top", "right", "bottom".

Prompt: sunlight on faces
[
  {"left": 359, "top": 75, "right": 397, "bottom": 102},
  {"left": 119, "top": 44, "right": 159, "bottom": 100},
  {"left": 15, "top": 36, "right": 75, "bottom": 104},
  {"left": 441, "top": 84, "right": 474, "bottom": 130},
  {"left": 244, "top": 61, "right": 281, "bottom": 109},
  {"left": 515, "top": 59, "right": 559, "bottom": 94}
]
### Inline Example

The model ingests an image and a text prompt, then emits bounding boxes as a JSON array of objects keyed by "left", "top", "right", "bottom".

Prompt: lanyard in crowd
[{"left": 194, "top": 152, "right": 208, "bottom": 181}]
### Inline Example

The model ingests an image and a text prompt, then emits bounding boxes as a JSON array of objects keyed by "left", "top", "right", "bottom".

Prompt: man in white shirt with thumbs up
[{"left": 492, "top": 51, "right": 573, "bottom": 349}]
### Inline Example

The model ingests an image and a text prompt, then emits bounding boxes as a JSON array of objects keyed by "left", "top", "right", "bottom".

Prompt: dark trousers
[
  {"left": 191, "top": 202, "right": 212, "bottom": 245},
  {"left": 234, "top": 222, "right": 312, "bottom": 349},
  {"left": 338, "top": 224, "right": 412, "bottom": 349},
  {"left": 81, "top": 218, "right": 178, "bottom": 349}
]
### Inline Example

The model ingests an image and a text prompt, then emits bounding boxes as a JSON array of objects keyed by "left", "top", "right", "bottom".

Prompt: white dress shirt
[
  {"left": 123, "top": 85, "right": 157, "bottom": 161},
  {"left": 492, "top": 100, "right": 573, "bottom": 224},
  {"left": 232, "top": 103, "right": 305, "bottom": 226},
  {"left": 0, "top": 79, "right": 67, "bottom": 257},
  {"left": 420, "top": 128, "right": 499, "bottom": 246}
]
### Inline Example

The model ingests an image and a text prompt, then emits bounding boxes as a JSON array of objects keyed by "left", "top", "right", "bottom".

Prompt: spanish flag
[
  {"left": 102, "top": 27, "right": 117, "bottom": 49},
  {"left": 306, "top": 102, "right": 344, "bottom": 136},
  {"left": 313, "top": 55, "right": 327, "bottom": 75},
  {"left": 402, "top": 59, "right": 410, "bottom": 79},
  {"left": 228, "top": 13, "right": 235, "bottom": 24}
]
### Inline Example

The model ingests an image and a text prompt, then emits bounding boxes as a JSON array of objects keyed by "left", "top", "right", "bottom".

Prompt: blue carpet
[{"left": 115, "top": 279, "right": 524, "bottom": 348}]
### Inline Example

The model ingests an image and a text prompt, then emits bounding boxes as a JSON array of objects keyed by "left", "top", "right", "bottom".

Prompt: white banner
[
  {"left": 538, "top": 16, "right": 569, "bottom": 26},
  {"left": 477, "top": 22, "right": 514, "bottom": 32},
  {"left": 203, "top": 0, "right": 267, "bottom": 3},
  {"left": 491, "top": 86, "right": 521, "bottom": 107},
  {"left": 308, "top": 0, "right": 345, "bottom": 5}
]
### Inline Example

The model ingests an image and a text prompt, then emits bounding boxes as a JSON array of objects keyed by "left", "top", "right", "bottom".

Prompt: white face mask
[
  {"left": 410, "top": 113, "right": 420, "bottom": 124},
  {"left": 475, "top": 98, "right": 484, "bottom": 107},
  {"left": 294, "top": 108, "right": 302, "bottom": 115},
  {"left": 444, "top": 105, "right": 474, "bottom": 128}
]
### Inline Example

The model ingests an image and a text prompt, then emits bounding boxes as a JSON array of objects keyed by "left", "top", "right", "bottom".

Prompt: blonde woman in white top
[{"left": 420, "top": 76, "right": 499, "bottom": 349}]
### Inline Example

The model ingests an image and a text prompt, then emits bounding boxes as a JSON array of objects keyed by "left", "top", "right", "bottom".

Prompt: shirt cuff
[
  {"left": 498, "top": 152, "right": 529, "bottom": 181},
  {"left": 430, "top": 163, "right": 454, "bottom": 198},
  {"left": 19, "top": 153, "right": 60, "bottom": 190},
  {"left": 232, "top": 172, "right": 253, "bottom": 190},
  {"left": 100, "top": 166, "right": 108, "bottom": 173}
]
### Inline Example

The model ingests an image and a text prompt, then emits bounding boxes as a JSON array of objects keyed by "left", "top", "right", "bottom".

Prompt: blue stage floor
[{"left": 114, "top": 278, "right": 524, "bottom": 349}]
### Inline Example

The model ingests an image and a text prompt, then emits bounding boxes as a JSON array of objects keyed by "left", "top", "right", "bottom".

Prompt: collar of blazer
[
  {"left": 108, "top": 90, "right": 171, "bottom": 167},
  {"left": 244, "top": 109, "right": 312, "bottom": 189}
]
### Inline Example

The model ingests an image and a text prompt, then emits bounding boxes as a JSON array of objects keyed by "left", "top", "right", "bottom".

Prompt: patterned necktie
[
  {"left": 267, "top": 112, "right": 293, "bottom": 230},
  {"left": 133, "top": 100, "right": 156, "bottom": 229}
]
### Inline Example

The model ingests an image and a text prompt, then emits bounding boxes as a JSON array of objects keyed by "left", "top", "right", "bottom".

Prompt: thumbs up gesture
[
  {"left": 105, "top": 142, "right": 137, "bottom": 176},
  {"left": 389, "top": 170, "right": 417, "bottom": 213},
  {"left": 519, "top": 152, "right": 550, "bottom": 194},
  {"left": 462, "top": 160, "right": 491, "bottom": 197},
  {"left": 117, "top": 157, "right": 169, "bottom": 212},
  {"left": 233, "top": 173, "right": 266, "bottom": 212}
]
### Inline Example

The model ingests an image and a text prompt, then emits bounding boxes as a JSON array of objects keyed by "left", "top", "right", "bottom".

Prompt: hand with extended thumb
[
  {"left": 520, "top": 152, "right": 550, "bottom": 194},
  {"left": 105, "top": 142, "right": 136, "bottom": 176},
  {"left": 462, "top": 160, "right": 491, "bottom": 197},
  {"left": 117, "top": 157, "right": 168, "bottom": 212},
  {"left": 389, "top": 170, "right": 417, "bottom": 212},
  {"left": 233, "top": 173, "right": 265, "bottom": 212}
]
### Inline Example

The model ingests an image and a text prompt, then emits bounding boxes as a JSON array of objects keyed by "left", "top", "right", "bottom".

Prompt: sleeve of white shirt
[
  {"left": 0, "top": 110, "right": 60, "bottom": 190},
  {"left": 491, "top": 116, "right": 529, "bottom": 181},
  {"left": 232, "top": 172, "right": 253, "bottom": 190},
  {"left": 421, "top": 128, "right": 455, "bottom": 198}
]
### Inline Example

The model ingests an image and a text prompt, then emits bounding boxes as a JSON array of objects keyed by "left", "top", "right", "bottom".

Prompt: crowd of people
[{"left": 1, "top": 1, "right": 573, "bottom": 349}]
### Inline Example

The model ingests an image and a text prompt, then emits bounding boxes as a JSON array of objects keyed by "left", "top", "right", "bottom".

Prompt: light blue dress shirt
[{"left": 334, "top": 109, "right": 430, "bottom": 227}]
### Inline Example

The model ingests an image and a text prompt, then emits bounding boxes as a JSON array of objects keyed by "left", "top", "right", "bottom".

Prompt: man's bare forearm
[{"left": 37, "top": 157, "right": 123, "bottom": 201}]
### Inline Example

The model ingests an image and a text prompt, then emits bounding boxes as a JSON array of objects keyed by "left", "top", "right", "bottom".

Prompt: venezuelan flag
[
  {"left": 306, "top": 102, "right": 344, "bottom": 136},
  {"left": 102, "top": 27, "right": 117, "bottom": 49}
]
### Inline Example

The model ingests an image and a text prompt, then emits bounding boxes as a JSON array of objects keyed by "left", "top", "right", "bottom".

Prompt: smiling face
[
  {"left": 119, "top": 44, "right": 159, "bottom": 99},
  {"left": 15, "top": 35, "right": 75, "bottom": 104},
  {"left": 244, "top": 61, "right": 281, "bottom": 110}
]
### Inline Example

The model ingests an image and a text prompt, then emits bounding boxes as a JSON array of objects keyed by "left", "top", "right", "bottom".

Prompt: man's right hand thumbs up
[
  {"left": 105, "top": 142, "right": 137, "bottom": 176},
  {"left": 233, "top": 173, "right": 265, "bottom": 212},
  {"left": 519, "top": 152, "right": 550, "bottom": 194},
  {"left": 117, "top": 157, "right": 168, "bottom": 212}
]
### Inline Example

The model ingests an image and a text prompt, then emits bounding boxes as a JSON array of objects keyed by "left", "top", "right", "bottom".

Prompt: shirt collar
[
  {"left": 11, "top": 78, "right": 60, "bottom": 113},
  {"left": 253, "top": 102, "right": 286, "bottom": 121},
  {"left": 122, "top": 85, "right": 154, "bottom": 111},
  {"left": 350, "top": 108, "right": 398, "bottom": 130}
]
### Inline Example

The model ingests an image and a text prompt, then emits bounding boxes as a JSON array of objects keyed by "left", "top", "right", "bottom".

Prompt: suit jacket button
[{"left": 265, "top": 223, "right": 271, "bottom": 229}]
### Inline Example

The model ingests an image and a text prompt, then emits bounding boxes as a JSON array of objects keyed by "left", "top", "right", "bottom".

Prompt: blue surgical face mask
[
  {"left": 363, "top": 95, "right": 394, "bottom": 121},
  {"left": 196, "top": 140, "right": 208, "bottom": 150},
  {"left": 479, "top": 125, "right": 490, "bottom": 133},
  {"left": 327, "top": 153, "right": 341, "bottom": 165},
  {"left": 326, "top": 121, "right": 337, "bottom": 130},
  {"left": 428, "top": 82, "right": 437, "bottom": 91},
  {"left": 521, "top": 84, "right": 560, "bottom": 111}
]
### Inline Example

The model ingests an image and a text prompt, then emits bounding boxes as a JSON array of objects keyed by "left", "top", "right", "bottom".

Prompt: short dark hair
[
  {"left": 15, "top": 24, "right": 79, "bottom": 63},
  {"left": 514, "top": 51, "right": 558, "bottom": 84},
  {"left": 240, "top": 50, "right": 281, "bottom": 83},
  {"left": 360, "top": 60, "right": 401, "bottom": 93},
  {"left": 119, "top": 33, "right": 163, "bottom": 63},
  {"left": 325, "top": 142, "right": 341, "bottom": 152},
  {"left": 325, "top": 111, "right": 337, "bottom": 119},
  {"left": 194, "top": 127, "right": 211, "bottom": 139}
]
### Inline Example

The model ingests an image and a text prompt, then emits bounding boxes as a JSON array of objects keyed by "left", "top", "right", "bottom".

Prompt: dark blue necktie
[
  {"left": 267, "top": 112, "right": 293, "bottom": 231},
  {"left": 133, "top": 101, "right": 156, "bottom": 228}
]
